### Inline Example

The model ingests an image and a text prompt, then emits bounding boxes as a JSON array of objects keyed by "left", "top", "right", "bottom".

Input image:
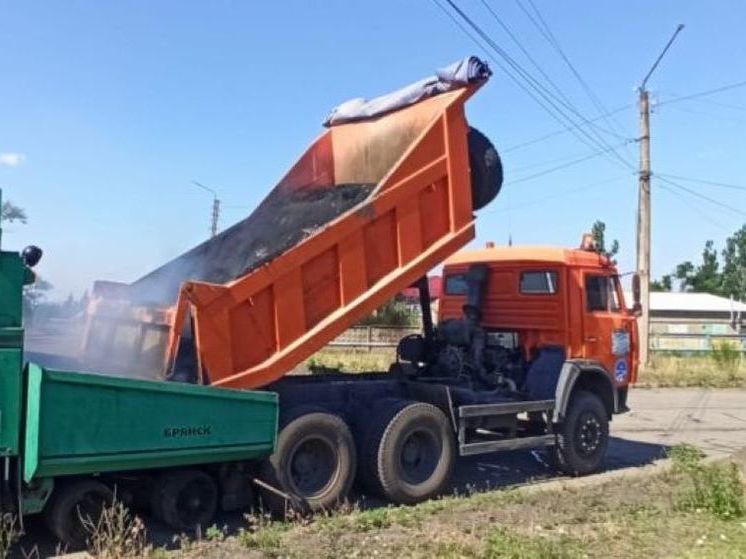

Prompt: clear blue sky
[{"left": 1, "top": 1, "right": 745, "bottom": 299}]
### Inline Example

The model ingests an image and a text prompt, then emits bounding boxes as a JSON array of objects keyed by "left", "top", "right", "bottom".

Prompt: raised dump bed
[
  {"left": 163, "top": 66, "right": 499, "bottom": 389},
  {"left": 22, "top": 363, "right": 277, "bottom": 483}
]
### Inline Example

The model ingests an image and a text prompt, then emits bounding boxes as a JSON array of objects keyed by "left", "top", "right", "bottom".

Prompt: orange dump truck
[{"left": 85, "top": 57, "right": 638, "bottom": 513}]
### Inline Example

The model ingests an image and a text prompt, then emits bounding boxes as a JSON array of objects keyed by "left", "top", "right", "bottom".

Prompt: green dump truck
[{"left": 0, "top": 196, "right": 278, "bottom": 547}]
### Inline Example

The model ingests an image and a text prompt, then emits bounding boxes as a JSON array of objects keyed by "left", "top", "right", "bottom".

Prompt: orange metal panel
[{"left": 159, "top": 83, "right": 486, "bottom": 389}]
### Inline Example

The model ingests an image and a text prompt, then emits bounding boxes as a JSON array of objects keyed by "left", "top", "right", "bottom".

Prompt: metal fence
[
  {"left": 650, "top": 332, "right": 746, "bottom": 353},
  {"left": 327, "top": 325, "right": 419, "bottom": 351}
]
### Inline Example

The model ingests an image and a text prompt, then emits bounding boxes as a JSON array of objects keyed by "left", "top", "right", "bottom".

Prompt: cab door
[{"left": 581, "top": 273, "right": 634, "bottom": 387}]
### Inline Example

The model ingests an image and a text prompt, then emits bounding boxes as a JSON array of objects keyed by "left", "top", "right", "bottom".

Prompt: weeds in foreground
[
  {"left": 82, "top": 499, "right": 148, "bottom": 558},
  {"left": 483, "top": 527, "right": 582, "bottom": 559},
  {"left": 670, "top": 443, "right": 745, "bottom": 519},
  {"left": 0, "top": 513, "right": 19, "bottom": 559},
  {"left": 238, "top": 512, "right": 290, "bottom": 551}
]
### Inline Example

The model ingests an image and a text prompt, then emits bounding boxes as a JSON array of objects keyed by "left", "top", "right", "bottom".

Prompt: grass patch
[
  {"left": 637, "top": 354, "right": 746, "bottom": 388},
  {"left": 301, "top": 349, "right": 395, "bottom": 374},
  {"left": 484, "top": 527, "right": 583, "bottom": 559},
  {"left": 670, "top": 444, "right": 745, "bottom": 519}
]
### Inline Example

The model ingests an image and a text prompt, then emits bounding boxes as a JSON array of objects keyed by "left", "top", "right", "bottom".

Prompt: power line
[
  {"left": 656, "top": 175, "right": 746, "bottom": 218},
  {"left": 436, "top": 0, "right": 634, "bottom": 170},
  {"left": 487, "top": 174, "right": 629, "bottom": 213},
  {"left": 660, "top": 103, "right": 746, "bottom": 124},
  {"left": 656, "top": 173, "right": 746, "bottom": 192},
  {"left": 679, "top": 96, "right": 746, "bottom": 112},
  {"left": 502, "top": 103, "right": 634, "bottom": 153},
  {"left": 656, "top": 79, "right": 746, "bottom": 107},
  {"left": 510, "top": 141, "right": 631, "bottom": 184},
  {"left": 515, "top": 0, "right": 632, "bottom": 146},
  {"left": 503, "top": 79, "right": 746, "bottom": 154},
  {"left": 476, "top": 0, "right": 582, "bottom": 125},
  {"left": 655, "top": 182, "right": 735, "bottom": 233}
]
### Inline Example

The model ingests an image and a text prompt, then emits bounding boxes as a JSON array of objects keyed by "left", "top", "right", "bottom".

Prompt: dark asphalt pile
[{"left": 128, "top": 183, "right": 375, "bottom": 305}]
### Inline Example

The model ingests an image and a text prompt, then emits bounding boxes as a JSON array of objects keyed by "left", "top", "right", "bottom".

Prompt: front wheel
[{"left": 553, "top": 390, "right": 609, "bottom": 476}]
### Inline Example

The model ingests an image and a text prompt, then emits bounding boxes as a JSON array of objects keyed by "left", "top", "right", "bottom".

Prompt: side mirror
[
  {"left": 631, "top": 273, "right": 642, "bottom": 316},
  {"left": 22, "top": 245, "right": 43, "bottom": 268}
]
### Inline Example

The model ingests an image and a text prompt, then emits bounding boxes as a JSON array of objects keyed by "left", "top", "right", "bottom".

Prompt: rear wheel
[
  {"left": 154, "top": 469, "right": 218, "bottom": 532},
  {"left": 361, "top": 401, "right": 455, "bottom": 505},
  {"left": 45, "top": 479, "right": 113, "bottom": 549},
  {"left": 554, "top": 390, "right": 609, "bottom": 475},
  {"left": 260, "top": 411, "right": 356, "bottom": 515},
  {"left": 468, "top": 127, "right": 503, "bottom": 210}
]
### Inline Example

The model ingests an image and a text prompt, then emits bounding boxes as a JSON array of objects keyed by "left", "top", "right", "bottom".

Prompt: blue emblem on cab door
[{"left": 614, "top": 359, "right": 628, "bottom": 383}]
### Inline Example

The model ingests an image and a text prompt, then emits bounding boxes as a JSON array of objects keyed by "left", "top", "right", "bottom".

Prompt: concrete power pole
[
  {"left": 210, "top": 197, "right": 221, "bottom": 238},
  {"left": 637, "top": 89, "right": 652, "bottom": 366},
  {"left": 192, "top": 181, "right": 221, "bottom": 238},
  {"left": 636, "top": 24, "right": 684, "bottom": 367}
]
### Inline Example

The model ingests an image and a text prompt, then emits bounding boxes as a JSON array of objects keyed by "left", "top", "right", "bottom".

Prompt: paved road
[{"left": 613, "top": 387, "right": 746, "bottom": 458}]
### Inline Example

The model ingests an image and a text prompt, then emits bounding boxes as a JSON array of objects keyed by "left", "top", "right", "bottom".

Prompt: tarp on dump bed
[{"left": 323, "top": 56, "right": 491, "bottom": 126}]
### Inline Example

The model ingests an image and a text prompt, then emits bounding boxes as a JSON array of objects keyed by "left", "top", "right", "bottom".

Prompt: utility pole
[
  {"left": 636, "top": 24, "right": 684, "bottom": 367},
  {"left": 191, "top": 181, "right": 221, "bottom": 237}
]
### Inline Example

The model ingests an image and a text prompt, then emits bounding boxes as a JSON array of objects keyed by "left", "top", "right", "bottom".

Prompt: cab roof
[{"left": 444, "top": 245, "right": 613, "bottom": 268}]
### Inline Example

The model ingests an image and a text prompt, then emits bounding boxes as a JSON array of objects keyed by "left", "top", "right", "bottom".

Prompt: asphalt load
[{"left": 128, "top": 183, "right": 375, "bottom": 305}]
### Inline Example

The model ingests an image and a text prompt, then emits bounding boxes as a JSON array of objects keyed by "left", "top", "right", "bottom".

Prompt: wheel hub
[
  {"left": 289, "top": 437, "right": 337, "bottom": 497},
  {"left": 399, "top": 429, "right": 439, "bottom": 485},
  {"left": 577, "top": 413, "right": 602, "bottom": 455}
]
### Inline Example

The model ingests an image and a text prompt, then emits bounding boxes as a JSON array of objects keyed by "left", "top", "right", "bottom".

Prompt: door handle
[{"left": 585, "top": 336, "right": 598, "bottom": 342}]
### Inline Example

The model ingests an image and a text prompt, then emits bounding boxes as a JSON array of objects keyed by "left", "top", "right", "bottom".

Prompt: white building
[{"left": 626, "top": 292, "right": 746, "bottom": 353}]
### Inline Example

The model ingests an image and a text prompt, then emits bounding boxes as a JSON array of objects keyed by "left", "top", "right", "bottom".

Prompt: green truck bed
[{"left": 22, "top": 363, "right": 277, "bottom": 483}]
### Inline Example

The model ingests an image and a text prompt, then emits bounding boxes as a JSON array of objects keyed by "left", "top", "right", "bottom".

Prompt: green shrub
[
  {"left": 670, "top": 444, "right": 745, "bottom": 519},
  {"left": 351, "top": 507, "right": 392, "bottom": 532},
  {"left": 710, "top": 340, "right": 742, "bottom": 379},
  {"left": 359, "top": 300, "right": 418, "bottom": 327}
]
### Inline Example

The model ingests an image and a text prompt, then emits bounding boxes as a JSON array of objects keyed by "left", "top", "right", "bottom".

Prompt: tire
[
  {"left": 553, "top": 390, "right": 609, "bottom": 476},
  {"left": 44, "top": 479, "right": 113, "bottom": 549},
  {"left": 357, "top": 399, "right": 410, "bottom": 493},
  {"left": 260, "top": 411, "right": 356, "bottom": 515},
  {"left": 154, "top": 469, "right": 218, "bottom": 532},
  {"left": 468, "top": 127, "right": 503, "bottom": 211},
  {"left": 362, "top": 401, "right": 455, "bottom": 505}
]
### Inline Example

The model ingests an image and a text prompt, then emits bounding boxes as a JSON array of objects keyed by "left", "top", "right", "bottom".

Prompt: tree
[
  {"left": 359, "top": 299, "right": 418, "bottom": 327},
  {"left": 591, "top": 220, "right": 619, "bottom": 261},
  {"left": 650, "top": 274, "right": 673, "bottom": 292},
  {"left": 1, "top": 201, "right": 27, "bottom": 224},
  {"left": 720, "top": 225, "right": 746, "bottom": 299},
  {"left": 674, "top": 240, "right": 723, "bottom": 294},
  {"left": 652, "top": 224, "right": 746, "bottom": 299}
]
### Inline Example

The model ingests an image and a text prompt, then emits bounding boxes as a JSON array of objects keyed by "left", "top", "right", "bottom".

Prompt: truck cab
[{"left": 438, "top": 242, "right": 638, "bottom": 414}]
